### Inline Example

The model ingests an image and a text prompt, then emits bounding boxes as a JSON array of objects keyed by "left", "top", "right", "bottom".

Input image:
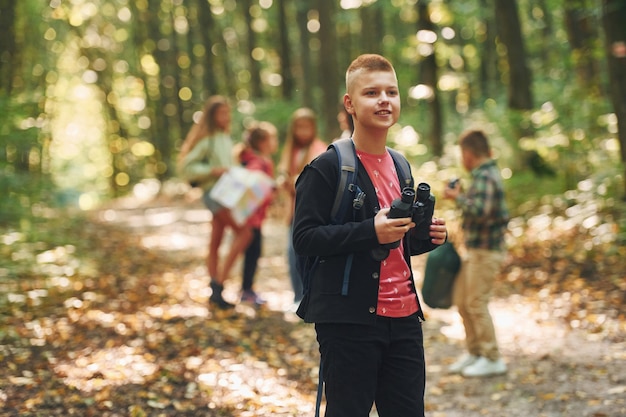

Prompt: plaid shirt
[{"left": 456, "top": 160, "right": 509, "bottom": 250}]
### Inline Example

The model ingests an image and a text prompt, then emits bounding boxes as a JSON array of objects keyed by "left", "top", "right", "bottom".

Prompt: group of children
[
  {"left": 178, "top": 98, "right": 327, "bottom": 310},
  {"left": 179, "top": 53, "right": 509, "bottom": 416}
]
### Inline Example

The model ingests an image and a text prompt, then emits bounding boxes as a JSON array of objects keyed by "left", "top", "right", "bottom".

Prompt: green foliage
[
  {"left": 0, "top": 0, "right": 623, "bottom": 228},
  {"left": 505, "top": 170, "right": 566, "bottom": 215},
  {"left": 0, "top": 97, "right": 56, "bottom": 227},
  {"left": 0, "top": 211, "right": 88, "bottom": 277}
]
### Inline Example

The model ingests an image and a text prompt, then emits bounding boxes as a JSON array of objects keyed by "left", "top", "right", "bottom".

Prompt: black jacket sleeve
[{"left": 292, "top": 150, "right": 381, "bottom": 258}]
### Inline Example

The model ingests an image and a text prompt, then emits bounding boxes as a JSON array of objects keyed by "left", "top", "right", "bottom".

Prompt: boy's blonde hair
[{"left": 345, "top": 54, "right": 396, "bottom": 92}]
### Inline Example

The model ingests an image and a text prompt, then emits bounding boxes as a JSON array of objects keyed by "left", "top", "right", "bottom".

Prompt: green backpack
[{"left": 422, "top": 242, "right": 461, "bottom": 309}]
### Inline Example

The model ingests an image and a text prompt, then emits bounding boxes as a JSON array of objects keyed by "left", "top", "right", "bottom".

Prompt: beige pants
[{"left": 452, "top": 248, "right": 505, "bottom": 361}]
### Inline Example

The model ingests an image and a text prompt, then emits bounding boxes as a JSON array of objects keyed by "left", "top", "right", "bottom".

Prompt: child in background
[
  {"left": 335, "top": 103, "right": 354, "bottom": 141},
  {"left": 277, "top": 108, "right": 327, "bottom": 311},
  {"left": 178, "top": 96, "right": 251, "bottom": 310},
  {"left": 443, "top": 129, "right": 509, "bottom": 377},
  {"left": 237, "top": 122, "right": 278, "bottom": 305}
]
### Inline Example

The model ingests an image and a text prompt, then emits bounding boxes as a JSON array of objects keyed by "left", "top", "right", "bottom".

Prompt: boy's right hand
[
  {"left": 374, "top": 208, "right": 414, "bottom": 245},
  {"left": 443, "top": 181, "right": 461, "bottom": 200}
]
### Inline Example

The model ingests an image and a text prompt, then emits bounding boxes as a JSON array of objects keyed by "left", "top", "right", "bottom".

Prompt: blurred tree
[
  {"left": 360, "top": 2, "right": 384, "bottom": 55},
  {"left": 565, "top": 0, "right": 601, "bottom": 92},
  {"left": 195, "top": 0, "right": 219, "bottom": 95},
  {"left": 0, "top": 0, "right": 17, "bottom": 94},
  {"left": 1, "top": 0, "right": 46, "bottom": 176},
  {"left": 296, "top": 2, "right": 314, "bottom": 108},
  {"left": 318, "top": 0, "right": 340, "bottom": 139},
  {"left": 242, "top": 0, "right": 263, "bottom": 98},
  {"left": 478, "top": 0, "right": 498, "bottom": 101},
  {"left": 277, "top": 0, "right": 295, "bottom": 100},
  {"left": 217, "top": 11, "right": 239, "bottom": 97},
  {"left": 417, "top": 0, "right": 443, "bottom": 157},
  {"left": 531, "top": 0, "right": 556, "bottom": 67},
  {"left": 602, "top": 0, "right": 626, "bottom": 197},
  {"left": 131, "top": 1, "right": 173, "bottom": 183},
  {"left": 494, "top": 0, "right": 533, "bottom": 110},
  {"left": 146, "top": 0, "right": 180, "bottom": 182}
]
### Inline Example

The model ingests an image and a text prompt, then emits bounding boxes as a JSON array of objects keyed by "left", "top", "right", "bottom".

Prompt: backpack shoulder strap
[
  {"left": 387, "top": 147, "right": 413, "bottom": 189},
  {"left": 310, "top": 139, "right": 359, "bottom": 417},
  {"left": 328, "top": 138, "right": 359, "bottom": 224}
]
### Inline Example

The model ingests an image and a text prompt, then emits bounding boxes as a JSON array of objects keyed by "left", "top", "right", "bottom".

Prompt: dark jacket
[{"left": 293, "top": 146, "right": 441, "bottom": 325}]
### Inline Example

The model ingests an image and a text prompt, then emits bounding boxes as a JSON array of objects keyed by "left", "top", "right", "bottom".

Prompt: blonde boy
[{"left": 293, "top": 54, "right": 447, "bottom": 417}]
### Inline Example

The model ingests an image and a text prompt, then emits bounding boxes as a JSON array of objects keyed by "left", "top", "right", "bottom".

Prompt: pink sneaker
[{"left": 241, "top": 290, "right": 266, "bottom": 306}]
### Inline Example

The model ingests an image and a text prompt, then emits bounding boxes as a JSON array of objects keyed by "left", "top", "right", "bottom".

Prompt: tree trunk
[
  {"left": 146, "top": 0, "right": 175, "bottom": 180},
  {"left": 417, "top": 1, "right": 443, "bottom": 157},
  {"left": 564, "top": 0, "right": 601, "bottom": 92},
  {"left": 494, "top": 0, "right": 533, "bottom": 110},
  {"left": 196, "top": 0, "right": 218, "bottom": 95},
  {"left": 129, "top": 0, "right": 169, "bottom": 175},
  {"left": 318, "top": 0, "right": 340, "bottom": 139},
  {"left": 601, "top": 0, "right": 626, "bottom": 197},
  {"left": 241, "top": 0, "right": 263, "bottom": 98},
  {"left": 478, "top": 0, "right": 497, "bottom": 100},
  {"left": 359, "top": 3, "right": 384, "bottom": 55},
  {"left": 0, "top": 0, "right": 17, "bottom": 94},
  {"left": 277, "top": 0, "right": 294, "bottom": 100},
  {"left": 296, "top": 2, "right": 314, "bottom": 108}
]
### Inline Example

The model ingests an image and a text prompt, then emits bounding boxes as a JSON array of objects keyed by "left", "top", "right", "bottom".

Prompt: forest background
[
  {"left": 0, "top": 0, "right": 625, "bottom": 416},
  {"left": 1, "top": 0, "right": 626, "bottom": 216}
]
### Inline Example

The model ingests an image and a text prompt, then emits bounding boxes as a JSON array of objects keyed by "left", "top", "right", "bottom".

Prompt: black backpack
[{"left": 296, "top": 138, "right": 413, "bottom": 301}]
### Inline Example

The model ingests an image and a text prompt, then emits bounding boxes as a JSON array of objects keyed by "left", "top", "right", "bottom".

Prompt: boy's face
[
  {"left": 344, "top": 69, "right": 400, "bottom": 131},
  {"left": 461, "top": 147, "right": 476, "bottom": 171}
]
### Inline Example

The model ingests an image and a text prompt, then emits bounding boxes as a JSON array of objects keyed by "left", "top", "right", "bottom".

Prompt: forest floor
[{"left": 0, "top": 187, "right": 625, "bottom": 416}]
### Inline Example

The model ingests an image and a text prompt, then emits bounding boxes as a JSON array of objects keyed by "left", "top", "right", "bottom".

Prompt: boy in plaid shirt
[{"left": 444, "top": 129, "right": 509, "bottom": 377}]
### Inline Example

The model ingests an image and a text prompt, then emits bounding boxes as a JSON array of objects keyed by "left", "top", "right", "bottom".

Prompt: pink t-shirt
[{"left": 356, "top": 149, "right": 419, "bottom": 318}]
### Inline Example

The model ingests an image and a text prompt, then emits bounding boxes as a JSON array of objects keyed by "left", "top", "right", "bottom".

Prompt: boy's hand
[
  {"left": 443, "top": 182, "right": 461, "bottom": 200},
  {"left": 429, "top": 217, "right": 448, "bottom": 245},
  {"left": 374, "top": 208, "right": 415, "bottom": 245}
]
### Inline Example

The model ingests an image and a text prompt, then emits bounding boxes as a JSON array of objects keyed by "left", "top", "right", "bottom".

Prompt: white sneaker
[
  {"left": 461, "top": 357, "right": 507, "bottom": 377},
  {"left": 447, "top": 353, "right": 478, "bottom": 374}
]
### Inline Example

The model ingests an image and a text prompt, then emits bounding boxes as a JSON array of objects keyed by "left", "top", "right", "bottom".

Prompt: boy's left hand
[{"left": 429, "top": 218, "right": 447, "bottom": 245}]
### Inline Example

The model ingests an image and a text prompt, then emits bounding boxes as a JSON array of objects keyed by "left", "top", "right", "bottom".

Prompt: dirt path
[
  {"left": 100, "top": 192, "right": 625, "bottom": 417},
  {"left": 1, "top": 191, "right": 624, "bottom": 416}
]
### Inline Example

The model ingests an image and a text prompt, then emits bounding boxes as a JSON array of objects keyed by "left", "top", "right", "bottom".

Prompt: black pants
[
  {"left": 242, "top": 228, "right": 262, "bottom": 291},
  {"left": 315, "top": 314, "right": 425, "bottom": 417}
]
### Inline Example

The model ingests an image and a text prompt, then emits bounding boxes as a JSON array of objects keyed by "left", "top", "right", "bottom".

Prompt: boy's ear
[{"left": 343, "top": 94, "right": 355, "bottom": 114}]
